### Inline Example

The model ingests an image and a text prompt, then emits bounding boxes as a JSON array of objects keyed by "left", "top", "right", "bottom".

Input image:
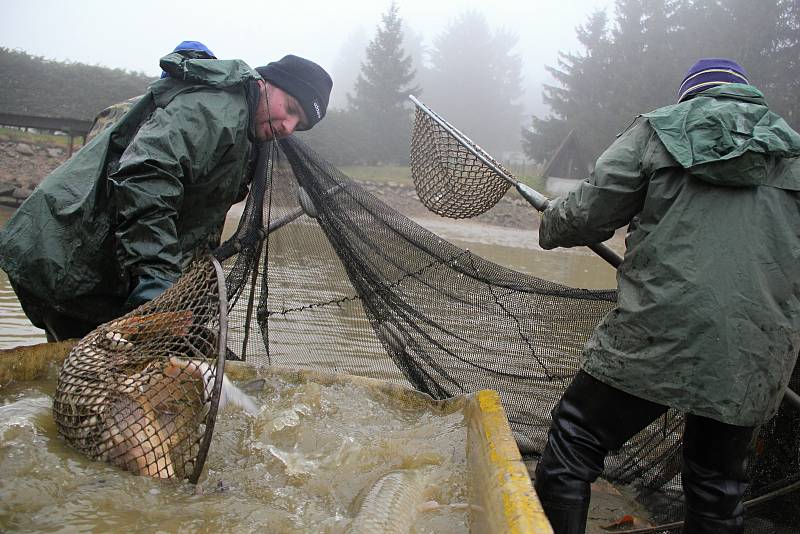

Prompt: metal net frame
[
  {"left": 410, "top": 102, "right": 512, "bottom": 219},
  {"left": 409, "top": 96, "right": 623, "bottom": 269},
  {"left": 53, "top": 257, "right": 229, "bottom": 483},
  {"left": 215, "top": 135, "right": 800, "bottom": 533}
]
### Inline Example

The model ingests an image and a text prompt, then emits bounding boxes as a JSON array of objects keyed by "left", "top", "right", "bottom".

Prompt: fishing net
[
  {"left": 213, "top": 135, "right": 799, "bottom": 533},
  {"left": 409, "top": 96, "right": 622, "bottom": 269},
  {"left": 409, "top": 98, "right": 512, "bottom": 219},
  {"left": 52, "top": 257, "right": 228, "bottom": 483}
]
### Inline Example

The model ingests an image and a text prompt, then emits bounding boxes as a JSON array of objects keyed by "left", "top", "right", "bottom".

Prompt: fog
[{"left": 2, "top": 0, "right": 611, "bottom": 117}]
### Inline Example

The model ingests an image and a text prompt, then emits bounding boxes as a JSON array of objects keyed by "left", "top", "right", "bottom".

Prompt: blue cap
[
  {"left": 677, "top": 58, "right": 749, "bottom": 102},
  {"left": 160, "top": 41, "right": 216, "bottom": 78}
]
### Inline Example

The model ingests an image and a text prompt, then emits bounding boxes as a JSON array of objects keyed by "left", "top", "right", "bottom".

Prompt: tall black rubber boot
[
  {"left": 534, "top": 371, "right": 668, "bottom": 534},
  {"left": 533, "top": 393, "right": 598, "bottom": 534},
  {"left": 534, "top": 495, "right": 590, "bottom": 534},
  {"left": 681, "top": 414, "right": 756, "bottom": 534}
]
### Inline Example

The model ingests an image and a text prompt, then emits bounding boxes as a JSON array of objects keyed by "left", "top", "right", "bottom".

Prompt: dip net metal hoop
[{"left": 409, "top": 96, "right": 513, "bottom": 219}]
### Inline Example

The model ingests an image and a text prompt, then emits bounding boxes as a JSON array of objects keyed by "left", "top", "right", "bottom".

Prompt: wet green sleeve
[
  {"left": 539, "top": 121, "right": 653, "bottom": 250},
  {"left": 109, "top": 91, "right": 234, "bottom": 283}
]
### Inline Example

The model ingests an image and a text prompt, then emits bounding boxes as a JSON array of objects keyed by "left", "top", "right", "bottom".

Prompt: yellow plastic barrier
[{"left": 466, "top": 390, "right": 553, "bottom": 534}]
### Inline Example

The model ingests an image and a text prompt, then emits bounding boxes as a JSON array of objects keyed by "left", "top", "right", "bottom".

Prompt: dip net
[
  {"left": 214, "top": 136, "right": 799, "bottom": 533},
  {"left": 53, "top": 258, "right": 228, "bottom": 483}
]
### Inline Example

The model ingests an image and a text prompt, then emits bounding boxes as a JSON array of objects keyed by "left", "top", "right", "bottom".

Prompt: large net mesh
[
  {"left": 214, "top": 136, "right": 799, "bottom": 533},
  {"left": 53, "top": 257, "right": 228, "bottom": 483}
]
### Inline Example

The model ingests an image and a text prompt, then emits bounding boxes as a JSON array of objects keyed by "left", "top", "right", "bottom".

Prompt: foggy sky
[{"left": 2, "top": 0, "right": 612, "bottom": 116}]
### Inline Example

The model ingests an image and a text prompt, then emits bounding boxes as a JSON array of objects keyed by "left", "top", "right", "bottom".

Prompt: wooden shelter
[{"left": 541, "top": 130, "right": 589, "bottom": 195}]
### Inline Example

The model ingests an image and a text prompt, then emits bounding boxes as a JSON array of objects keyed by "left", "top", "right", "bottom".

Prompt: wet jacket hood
[
  {"left": 158, "top": 52, "right": 260, "bottom": 91},
  {"left": 643, "top": 84, "right": 800, "bottom": 190}
]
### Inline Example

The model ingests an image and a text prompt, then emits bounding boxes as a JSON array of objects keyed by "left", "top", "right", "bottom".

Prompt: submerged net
[
  {"left": 214, "top": 136, "right": 799, "bottom": 533},
  {"left": 53, "top": 257, "right": 227, "bottom": 483}
]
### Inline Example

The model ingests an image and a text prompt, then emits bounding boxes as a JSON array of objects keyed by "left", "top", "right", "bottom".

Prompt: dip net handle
[{"left": 408, "top": 95, "right": 622, "bottom": 269}]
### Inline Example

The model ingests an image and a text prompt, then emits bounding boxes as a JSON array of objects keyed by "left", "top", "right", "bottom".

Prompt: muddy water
[
  {"left": 0, "top": 202, "right": 620, "bottom": 531},
  {"left": 1, "top": 369, "right": 468, "bottom": 533},
  {"left": 0, "top": 209, "right": 46, "bottom": 347},
  {"left": 0, "top": 206, "right": 619, "bottom": 350},
  {"left": 413, "top": 215, "right": 621, "bottom": 289}
]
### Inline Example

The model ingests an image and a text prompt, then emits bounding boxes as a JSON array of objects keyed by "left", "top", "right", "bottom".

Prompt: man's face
[{"left": 255, "top": 80, "right": 309, "bottom": 140}]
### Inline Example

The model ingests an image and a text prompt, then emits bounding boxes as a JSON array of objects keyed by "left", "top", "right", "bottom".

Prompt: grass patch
[{"left": 0, "top": 127, "right": 84, "bottom": 149}]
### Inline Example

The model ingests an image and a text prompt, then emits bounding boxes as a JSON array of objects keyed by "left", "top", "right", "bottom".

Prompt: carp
[{"left": 53, "top": 311, "right": 257, "bottom": 479}]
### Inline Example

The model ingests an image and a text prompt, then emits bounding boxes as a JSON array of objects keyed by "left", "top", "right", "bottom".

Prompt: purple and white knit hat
[{"left": 677, "top": 58, "right": 749, "bottom": 103}]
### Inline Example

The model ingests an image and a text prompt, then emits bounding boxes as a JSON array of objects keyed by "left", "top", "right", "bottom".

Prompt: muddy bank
[{"left": 0, "top": 140, "right": 540, "bottom": 230}]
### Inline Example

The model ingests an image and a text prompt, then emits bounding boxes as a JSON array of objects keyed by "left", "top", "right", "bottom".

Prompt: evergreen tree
[
  {"left": 773, "top": 0, "right": 800, "bottom": 122},
  {"left": 522, "top": 10, "right": 616, "bottom": 164},
  {"left": 329, "top": 27, "right": 369, "bottom": 110},
  {"left": 424, "top": 11, "right": 524, "bottom": 155},
  {"left": 403, "top": 22, "right": 429, "bottom": 105},
  {"left": 523, "top": 0, "right": 799, "bottom": 167},
  {"left": 608, "top": 0, "right": 680, "bottom": 115},
  {"left": 348, "top": 2, "right": 420, "bottom": 164}
]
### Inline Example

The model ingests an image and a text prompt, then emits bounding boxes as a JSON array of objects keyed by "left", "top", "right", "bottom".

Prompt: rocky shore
[{"left": 0, "top": 140, "right": 68, "bottom": 208}]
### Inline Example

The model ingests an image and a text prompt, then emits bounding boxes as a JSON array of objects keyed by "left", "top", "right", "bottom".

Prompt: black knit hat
[{"left": 256, "top": 55, "right": 333, "bottom": 130}]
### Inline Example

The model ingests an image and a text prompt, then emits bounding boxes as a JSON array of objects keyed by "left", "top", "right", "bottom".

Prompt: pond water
[
  {"left": 0, "top": 369, "right": 469, "bottom": 533},
  {"left": 0, "top": 201, "right": 622, "bottom": 532},
  {"left": 0, "top": 205, "right": 619, "bottom": 350}
]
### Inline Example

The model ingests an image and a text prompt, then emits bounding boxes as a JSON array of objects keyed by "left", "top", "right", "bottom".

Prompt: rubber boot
[
  {"left": 681, "top": 414, "right": 756, "bottom": 534},
  {"left": 534, "top": 494, "right": 590, "bottom": 534},
  {"left": 533, "top": 394, "right": 598, "bottom": 534},
  {"left": 534, "top": 371, "right": 667, "bottom": 534}
]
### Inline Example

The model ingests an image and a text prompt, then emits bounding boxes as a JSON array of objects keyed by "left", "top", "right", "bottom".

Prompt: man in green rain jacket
[
  {"left": 0, "top": 51, "right": 332, "bottom": 341},
  {"left": 534, "top": 59, "right": 800, "bottom": 534}
]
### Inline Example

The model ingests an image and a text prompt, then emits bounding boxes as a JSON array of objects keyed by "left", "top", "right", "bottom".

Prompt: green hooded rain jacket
[
  {"left": 0, "top": 53, "right": 261, "bottom": 325},
  {"left": 539, "top": 84, "right": 800, "bottom": 426}
]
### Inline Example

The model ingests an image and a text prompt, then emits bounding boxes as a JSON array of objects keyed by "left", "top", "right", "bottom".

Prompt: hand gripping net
[
  {"left": 409, "top": 99, "right": 513, "bottom": 219},
  {"left": 52, "top": 257, "right": 228, "bottom": 482}
]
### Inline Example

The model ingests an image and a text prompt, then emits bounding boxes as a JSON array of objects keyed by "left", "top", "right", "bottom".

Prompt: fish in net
[{"left": 52, "top": 257, "right": 229, "bottom": 482}]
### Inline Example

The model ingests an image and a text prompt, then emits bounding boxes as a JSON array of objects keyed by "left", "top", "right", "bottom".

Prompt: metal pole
[{"left": 784, "top": 385, "right": 800, "bottom": 410}]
